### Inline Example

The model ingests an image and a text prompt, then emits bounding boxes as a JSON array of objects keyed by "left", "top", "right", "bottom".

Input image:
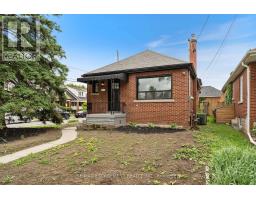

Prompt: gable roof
[
  {"left": 82, "top": 50, "right": 190, "bottom": 77},
  {"left": 65, "top": 86, "right": 86, "bottom": 101},
  {"left": 199, "top": 86, "right": 222, "bottom": 98}
]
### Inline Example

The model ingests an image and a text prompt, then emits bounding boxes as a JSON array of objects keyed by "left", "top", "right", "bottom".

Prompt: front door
[{"left": 108, "top": 79, "right": 120, "bottom": 112}]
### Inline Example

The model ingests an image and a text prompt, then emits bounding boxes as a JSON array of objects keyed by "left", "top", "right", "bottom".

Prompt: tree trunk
[{"left": 0, "top": 111, "right": 6, "bottom": 130}]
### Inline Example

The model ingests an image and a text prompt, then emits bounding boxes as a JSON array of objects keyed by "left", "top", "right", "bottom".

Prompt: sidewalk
[{"left": 0, "top": 127, "right": 78, "bottom": 164}]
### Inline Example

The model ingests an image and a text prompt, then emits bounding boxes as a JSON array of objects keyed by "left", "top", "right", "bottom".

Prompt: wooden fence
[{"left": 214, "top": 104, "right": 235, "bottom": 123}]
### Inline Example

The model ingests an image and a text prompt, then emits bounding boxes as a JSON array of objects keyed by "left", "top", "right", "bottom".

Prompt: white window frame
[{"left": 239, "top": 75, "right": 243, "bottom": 103}]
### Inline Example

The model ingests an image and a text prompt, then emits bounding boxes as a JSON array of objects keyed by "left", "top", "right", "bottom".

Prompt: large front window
[{"left": 137, "top": 75, "right": 172, "bottom": 100}]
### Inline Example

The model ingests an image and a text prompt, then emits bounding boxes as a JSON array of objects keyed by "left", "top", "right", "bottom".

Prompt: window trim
[{"left": 136, "top": 74, "right": 172, "bottom": 100}]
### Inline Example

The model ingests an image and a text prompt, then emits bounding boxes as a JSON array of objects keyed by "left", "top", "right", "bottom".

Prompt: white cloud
[{"left": 146, "top": 35, "right": 170, "bottom": 49}]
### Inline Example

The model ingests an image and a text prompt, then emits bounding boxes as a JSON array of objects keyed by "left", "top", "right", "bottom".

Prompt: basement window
[{"left": 137, "top": 75, "right": 172, "bottom": 100}]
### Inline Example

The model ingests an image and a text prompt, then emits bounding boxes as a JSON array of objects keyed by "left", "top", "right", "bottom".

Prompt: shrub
[
  {"left": 51, "top": 111, "right": 63, "bottom": 124},
  {"left": 82, "top": 102, "right": 87, "bottom": 112},
  {"left": 128, "top": 122, "right": 137, "bottom": 128},
  {"left": 210, "top": 147, "right": 256, "bottom": 185},
  {"left": 147, "top": 123, "right": 155, "bottom": 128},
  {"left": 225, "top": 84, "right": 233, "bottom": 105},
  {"left": 68, "top": 119, "right": 79, "bottom": 124},
  {"left": 169, "top": 123, "right": 177, "bottom": 129}
]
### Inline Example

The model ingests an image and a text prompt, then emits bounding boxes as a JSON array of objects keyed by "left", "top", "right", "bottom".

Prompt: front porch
[
  {"left": 86, "top": 112, "right": 127, "bottom": 127},
  {"left": 78, "top": 73, "right": 128, "bottom": 127}
]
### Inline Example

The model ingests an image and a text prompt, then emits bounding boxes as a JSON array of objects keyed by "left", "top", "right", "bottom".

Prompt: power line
[
  {"left": 204, "top": 15, "right": 237, "bottom": 74},
  {"left": 198, "top": 15, "right": 210, "bottom": 40}
]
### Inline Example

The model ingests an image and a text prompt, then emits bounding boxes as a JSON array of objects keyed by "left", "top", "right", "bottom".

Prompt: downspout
[
  {"left": 242, "top": 62, "right": 256, "bottom": 145},
  {"left": 188, "top": 70, "right": 191, "bottom": 126}
]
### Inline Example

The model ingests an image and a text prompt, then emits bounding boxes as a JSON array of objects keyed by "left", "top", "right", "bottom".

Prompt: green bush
[
  {"left": 51, "top": 111, "right": 63, "bottom": 124},
  {"left": 147, "top": 123, "right": 155, "bottom": 128},
  {"left": 225, "top": 84, "right": 233, "bottom": 105},
  {"left": 68, "top": 119, "right": 79, "bottom": 124},
  {"left": 210, "top": 147, "right": 256, "bottom": 185}
]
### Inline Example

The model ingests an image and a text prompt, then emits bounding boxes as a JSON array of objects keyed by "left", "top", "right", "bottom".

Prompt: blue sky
[{"left": 52, "top": 14, "right": 256, "bottom": 89}]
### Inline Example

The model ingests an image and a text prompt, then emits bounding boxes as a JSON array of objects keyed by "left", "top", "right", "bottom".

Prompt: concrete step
[{"left": 85, "top": 113, "right": 126, "bottom": 127}]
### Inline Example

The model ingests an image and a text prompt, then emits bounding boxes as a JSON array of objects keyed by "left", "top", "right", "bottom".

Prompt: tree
[
  {"left": 225, "top": 84, "right": 233, "bottom": 105},
  {"left": 0, "top": 15, "right": 68, "bottom": 129},
  {"left": 82, "top": 102, "right": 87, "bottom": 112}
]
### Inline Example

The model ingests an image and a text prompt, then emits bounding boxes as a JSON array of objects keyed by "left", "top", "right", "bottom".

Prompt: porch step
[{"left": 85, "top": 113, "right": 126, "bottom": 127}]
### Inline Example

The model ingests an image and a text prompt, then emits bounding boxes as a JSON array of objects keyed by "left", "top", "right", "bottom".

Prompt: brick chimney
[{"left": 189, "top": 34, "right": 197, "bottom": 71}]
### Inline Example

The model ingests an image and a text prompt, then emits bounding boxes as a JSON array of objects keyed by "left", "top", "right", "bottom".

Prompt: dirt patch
[
  {"left": 116, "top": 126, "right": 185, "bottom": 134},
  {"left": 0, "top": 129, "right": 205, "bottom": 185},
  {"left": 0, "top": 129, "right": 62, "bottom": 156}
]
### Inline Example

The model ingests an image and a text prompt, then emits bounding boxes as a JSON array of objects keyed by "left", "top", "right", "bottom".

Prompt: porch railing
[{"left": 87, "top": 102, "right": 126, "bottom": 114}]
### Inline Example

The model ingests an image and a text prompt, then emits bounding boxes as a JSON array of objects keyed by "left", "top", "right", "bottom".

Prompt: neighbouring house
[
  {"left": 199, "top": 86, "right": 223, "bottom": 115},
  {"left": 78, "top": 34, "right": 201, "bottom": 128},
  {"left": 222, "top": 49, "right": 256, "bottom": 141},
  {"left": 65, "top": 86, "right": 87, "bottom": 113}
]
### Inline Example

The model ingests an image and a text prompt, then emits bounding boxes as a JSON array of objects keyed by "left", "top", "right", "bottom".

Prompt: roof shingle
[
  {"left": 199, "top": 86, "right": 222, "bottom": 98},
  {"left": 83, "top": 50, "right": 188, "bottom": 76}
]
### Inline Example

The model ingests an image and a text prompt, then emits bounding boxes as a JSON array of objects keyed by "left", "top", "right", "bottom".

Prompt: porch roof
[{"left": 77, "top": 72, "right": 127, "bottom": 82}]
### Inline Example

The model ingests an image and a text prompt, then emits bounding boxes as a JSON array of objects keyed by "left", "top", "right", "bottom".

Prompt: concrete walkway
[{"left": 0, "top": 127, "right": 78, "bottom": 164}]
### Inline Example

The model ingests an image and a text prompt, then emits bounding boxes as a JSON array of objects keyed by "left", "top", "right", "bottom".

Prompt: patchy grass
[
  {"left": 2, "top": 175, "right": 15, "bottom": 184},
  {"left": 195, "top": 116, "right": 256, "bottom": 185},
  {"left": 29, "top": 124, "right": 61, "bottom": 129},
  {"left": 68, "top": 119, "right": 79, "bottom": 124},
  {"left": 0, "top": 129, "right": 62, "bottom": 156},
  {"left": 141, "top": 161, "right": 157, "bottom": 172},
  {"left": 38, "top": 159, "right": 50, "bottom": 165},
  {"left": 174, "top": 144, "right": 199, "bottom": 161},
  {"left": 0, "top": 130, "right": 204, "bottom": 185}
]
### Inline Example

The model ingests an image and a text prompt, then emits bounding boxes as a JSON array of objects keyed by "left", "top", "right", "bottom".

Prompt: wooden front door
[{"left": 108, "top": 79, "right": 120, "bottom": 112}]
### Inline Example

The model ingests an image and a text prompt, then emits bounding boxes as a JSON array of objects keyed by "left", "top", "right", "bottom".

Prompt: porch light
[{"left": 101, "top": 81, "right": 105, "bottom": 87}]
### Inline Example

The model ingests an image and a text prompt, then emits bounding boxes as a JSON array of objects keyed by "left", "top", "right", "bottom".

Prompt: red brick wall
[
  {"left": 232, "top": 69, "right": 247, "bottom": 119},
  {"left": 121, "top": 69, "right": 192, "bottom": 127},
  {"left": 87, "top": 69, "right": 196, "bottom": 128},
  {"left": 250, "top": 62, "right": 256, "bottom": 128}
]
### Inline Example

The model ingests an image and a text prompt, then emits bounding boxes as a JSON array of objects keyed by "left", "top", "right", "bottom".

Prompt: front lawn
[
  {"left": 0, "top": 129, "right": 205, "bottom": 185},
  {"left": 195, "top": 117, "right": 256, "bottom": 185},
  {"left": 1, "top": 119, "right": 255, "bottom": 185},
  {"left": 0, "top": 129, "right": 62, "bottom": 156}
]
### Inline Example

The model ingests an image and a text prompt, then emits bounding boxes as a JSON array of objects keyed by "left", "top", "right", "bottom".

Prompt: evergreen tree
[{"left": 0, "top": 15, "right": 68, "bottom": 128}]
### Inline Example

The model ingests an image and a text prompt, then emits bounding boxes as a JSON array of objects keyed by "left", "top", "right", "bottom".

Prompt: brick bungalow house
[
  {"left": 199, "top": 86, "right": 223, "bottom": 115},
  {"left": 78, "top": 34, "right": 201, "bottom": 128},
  {"left": 222, "top": 49, "right": 256, "bottom": 143}
]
